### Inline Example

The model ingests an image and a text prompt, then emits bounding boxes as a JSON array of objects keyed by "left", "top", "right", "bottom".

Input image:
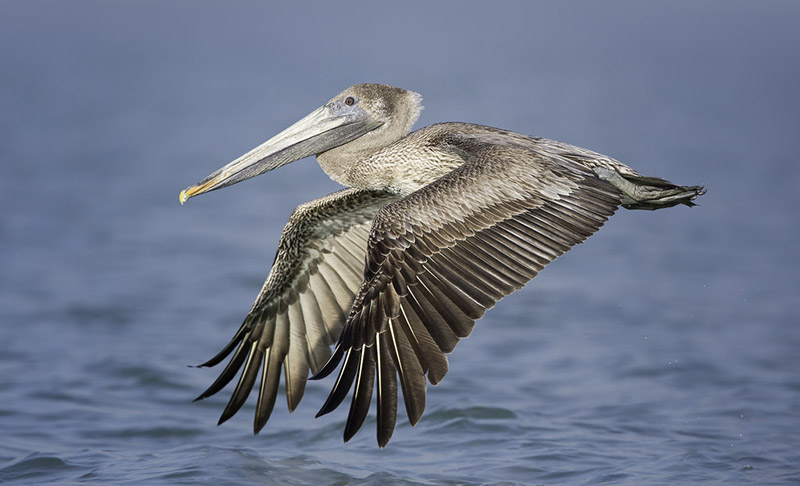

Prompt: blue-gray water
[{"left": 2, "top": 1, "right": 799, "bottom": 484}]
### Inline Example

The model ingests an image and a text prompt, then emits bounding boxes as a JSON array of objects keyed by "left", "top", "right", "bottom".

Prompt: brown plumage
[{"left": 180, "top": 83, "right": 705, "bottom": 447}]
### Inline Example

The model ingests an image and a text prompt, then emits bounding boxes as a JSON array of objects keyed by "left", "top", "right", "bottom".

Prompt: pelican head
[{"left": 179, "top": 83, "right": 422, "bottom": 203}]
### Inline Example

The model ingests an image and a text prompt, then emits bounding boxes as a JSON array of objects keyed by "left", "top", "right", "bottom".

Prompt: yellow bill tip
[{"left": 179, "top": 179, "right": 217, "bottom": 204}]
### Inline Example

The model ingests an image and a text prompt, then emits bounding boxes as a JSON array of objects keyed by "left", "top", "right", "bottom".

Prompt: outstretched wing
[
  {"left": 313, "top": 133, "right": 623, "bottom": 446},
  {"left": 195, "top": 188, "right": 400, "bottom": 432}
]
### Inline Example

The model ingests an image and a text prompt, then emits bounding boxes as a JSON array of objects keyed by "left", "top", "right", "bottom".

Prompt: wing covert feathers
[{"left": 314, "top": 135, "right": 623, "bottom": 446}]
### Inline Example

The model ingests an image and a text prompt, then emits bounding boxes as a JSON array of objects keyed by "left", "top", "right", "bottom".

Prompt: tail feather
[{"left": 592, "top": 167, "right": 706, "bottom": 210}]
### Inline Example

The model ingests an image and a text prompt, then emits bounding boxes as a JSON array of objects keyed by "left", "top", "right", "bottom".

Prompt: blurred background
[{"left": 1, "top": 1, "right": 798, "bottom": 484}]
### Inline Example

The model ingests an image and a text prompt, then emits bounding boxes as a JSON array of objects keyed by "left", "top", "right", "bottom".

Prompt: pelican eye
[{"left": 344, "top": 96, "right": 355, "bottom": 106}]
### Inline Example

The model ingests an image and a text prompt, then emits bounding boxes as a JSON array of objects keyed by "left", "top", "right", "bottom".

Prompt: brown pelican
[{"left": 180, "top": 83, "right": 704, "bottom": 447}]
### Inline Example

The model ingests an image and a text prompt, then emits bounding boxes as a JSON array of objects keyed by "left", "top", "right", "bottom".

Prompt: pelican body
[{"left": 180, "top": 83, "right": 704, "bottom": 447}]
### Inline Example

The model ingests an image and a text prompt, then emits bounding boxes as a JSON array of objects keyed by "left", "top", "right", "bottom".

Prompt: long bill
[{"left": 179, "top": 102, "right": 382, "bottom": 204}]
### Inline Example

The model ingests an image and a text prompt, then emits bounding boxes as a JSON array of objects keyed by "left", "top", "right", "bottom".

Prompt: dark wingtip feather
[
  {"left": 216, "top": 343, "right": 263, "bottom": 426},
  {"left": 254, "top": 350, "right": 282, "bottom": 433},
  {"left": 316, "top": 349, "right": 359, "bottom": 418},
  {"left": 196, "top": 324, "right": 249, "bottom": 368},
  {"left": 388, "top": 320, "right": 426, "bottom": 427},
  {"left": 310, "top": 344, "right": 344, "bottom": 381},
  {"left": 378, "top": 428, "right": 393, "bottom": 449},
  {"left": 343, "top": 347, "right": 375, "bottom": 442},
  {"left": 377, "top": 333, "right": 398, "bottom": 447},
  {"left": 193, "top": 339, "right": 251, "bottom": 402}
]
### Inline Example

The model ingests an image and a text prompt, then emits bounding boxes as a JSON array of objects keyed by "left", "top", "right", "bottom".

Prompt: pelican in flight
[{"left": 180, "top": 83, "right": 704, "bottom": 447}]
